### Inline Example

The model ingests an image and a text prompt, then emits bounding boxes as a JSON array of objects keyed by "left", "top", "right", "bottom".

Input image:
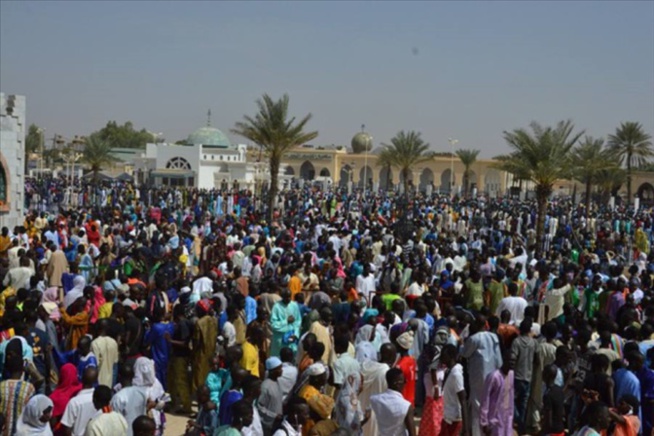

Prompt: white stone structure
[
  {"left": 0, "top": 93, "right": 26, "bottom": 229},
  {"left": 135, "top": 125, "right": 259, "bottom": 189}
]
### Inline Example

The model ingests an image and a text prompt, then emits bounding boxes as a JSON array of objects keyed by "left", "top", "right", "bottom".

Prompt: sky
[{"left": 1, "top": 1, "right": 653, "bottom": 157}]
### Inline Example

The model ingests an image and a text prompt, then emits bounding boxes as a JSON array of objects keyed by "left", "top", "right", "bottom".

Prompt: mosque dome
[
  {"left": 351, "top": 131, "right": 373, "bottom": 154},
  {"left": 187, "top": 126, "right": 231, "bottom": 147}
]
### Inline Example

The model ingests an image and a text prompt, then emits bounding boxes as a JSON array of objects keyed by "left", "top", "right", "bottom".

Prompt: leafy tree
[
  {"left": 455, "top": 149, "right": 480, "bottom": 197},
  {"left": 495, "top": 120, "right": 584, "bottom": 256},
  {"left": 596, "top": 166, "right": 627, "bottom": 205},
  {"left": 25, "top": 124, "right": 42, "bottom": 173},
  {"left": 571, "top": 136, "right": 614, "bottom": 215},
  {"left": 82, "top": 133, "right": 115, "bottom": 182},
  {"left": 607, "top": 121, "right": 652, "bottom": 204},
  {"left": 92, "top": 121, "right": 155, "bottom": 149},
  {"left": 378, "top": 131, "right": 432, "bottom": 195},
  {"left": 231, "top": 94, "right": 318, "bottom": 220}
]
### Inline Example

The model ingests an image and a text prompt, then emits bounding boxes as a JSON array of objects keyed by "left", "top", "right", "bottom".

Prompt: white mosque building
[{"left": 136, "top": 120, "right": 262, "bottom": 190}]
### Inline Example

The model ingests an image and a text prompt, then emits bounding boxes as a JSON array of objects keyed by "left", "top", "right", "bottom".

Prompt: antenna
[{"left": 361, "top": 124, "right": 365, "bottom": 133}]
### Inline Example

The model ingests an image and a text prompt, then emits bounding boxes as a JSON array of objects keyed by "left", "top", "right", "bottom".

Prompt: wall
[{"left": 0, "top": 93, "right": 26, "bottom": 229}]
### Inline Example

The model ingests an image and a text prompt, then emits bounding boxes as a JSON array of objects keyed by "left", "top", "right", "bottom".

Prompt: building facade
[{"left": 0, "top": 93, "right": 26, "bottom": 229}]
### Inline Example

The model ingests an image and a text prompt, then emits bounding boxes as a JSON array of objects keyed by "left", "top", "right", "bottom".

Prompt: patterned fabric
[
  {"left": 0, "top": 379, "right": 36, "bottom": 436},
  {"left": 418, "top": 396, "right": 443, "bottom": 436}
]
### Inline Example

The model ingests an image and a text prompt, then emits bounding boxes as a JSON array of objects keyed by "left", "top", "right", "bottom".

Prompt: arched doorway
[
  {"left": 464, "top": 170, "right": 477, "bottom": 195},
  {"left": 440, "top": 169, "right": 454, "bottom": 193},
  {"left": 299, "top": 161, "right": 315, "bottom": 180},
  {"left": 284, "top": 166, "right": 295, "bottom": 176},
  {"left": 484, "top": 169, "right": 501, "bottom": 198},
  {"left": 359, "top": 165, "right": 373, "bottom": 189},
  {"left": 419, "top": 168, "right": 434, "bottom": 193},
  {"left": 637, "top": 183, "right": 654, "bottom": 204},
  {"left": 379, "top": 166, "right": 393, "bottom": 191},
  {"left": 319, "top": 168, "right": 330, "bottom": 177},
  {"left": 340, "top": 165, "right": 353, "bottom": 188}
]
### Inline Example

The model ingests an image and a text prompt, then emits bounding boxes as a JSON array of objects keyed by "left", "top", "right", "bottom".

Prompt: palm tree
[
  {"left": 455, "top": 149, "right": 480, "bottom": 197},
  {"left": 376, "top": 148, "right": 394, "bottom": 191},
  {"left": 571, "top": 136, "right": 615, "bottom": 215},
  {"left": 596, "top": 166, "right": 627, "bottom": 205},
  {"left": 232, "top": 94, "right": 318, "bottom": 220},
  {"left": 82, "top": 133, "right": 114, "bottom": 183},
  {"left": 378, "top": 130, "right": 432, "bottom": 195},
  {"left": 608, "top": 121, "right": 652, "bottom": 204},
  {"left": 494, "top": 120, "right": 584, "bottom": 256}
]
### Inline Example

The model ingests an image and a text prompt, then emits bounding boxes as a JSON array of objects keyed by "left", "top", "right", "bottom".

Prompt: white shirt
[
  {"left": 496, "top": 296, "right": 528, "bottom": 325},
  {"left": 61, "top": 388, "right": 97, "bottom": 436},
  {"left": 278, "top": 363, "right": 298, "bottom": 402},
  {"left": 442, "top": 364, "right": 465, "bottom": 423},
  {"left": 222, "top": 321, "right": 236, "bottom": 347},
  {"left": 356, "top": 274, "right": 376, "bottom": 301},
  {"left": 370, "top": 389, "right": 410, "bottom": 436},
  {"left": 406, "top": 282, "right": 425, "bottom": 297},
  {"left": 241, "top": 406, "right": 263, "bottom": 436},
  {"left": 84, "top": 411, "right": 128, "bottom": 436}
]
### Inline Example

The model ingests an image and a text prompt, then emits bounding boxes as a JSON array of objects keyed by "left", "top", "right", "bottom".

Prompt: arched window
[
  {"left": 166, "top": 157, "right": 192, "bottom": 170},
  {"left": 0, "top": 164, "right": 7, "bottom": 205}
]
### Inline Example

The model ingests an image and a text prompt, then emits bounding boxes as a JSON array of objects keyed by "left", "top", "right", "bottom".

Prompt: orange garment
[
  {"left": 299, "top": 355, "right": 314, "bottom": 373},
  {"left": 289, "top": 276, "right": 302, "bottom": 300},
  {"left": 346, "top": 287, "right": 359, "bottom": 302},
  {"left": 60, "top": 310, "right": 89, "bottom": 350},
  {"left": 613, "top": 414, "right": 640, "bottom": 436}
]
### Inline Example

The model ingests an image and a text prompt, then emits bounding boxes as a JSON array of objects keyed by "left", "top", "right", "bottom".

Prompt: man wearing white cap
[{"left": 258, "top": 357, "right": 284, "bottom": 435}]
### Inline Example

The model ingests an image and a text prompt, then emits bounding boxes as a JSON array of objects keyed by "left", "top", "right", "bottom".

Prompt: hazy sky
[{"left": 1, "top": 1, "right": 653, "bottom": 157}]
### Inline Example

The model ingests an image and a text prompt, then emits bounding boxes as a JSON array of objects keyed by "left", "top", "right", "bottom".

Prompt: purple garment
[
  {"left": 218, "top": 389, "right": 243, "bottom": 426},
  {"left": 480, "top": 369, "right": 514, "bottom": 436},
  {"left": 637, "top": 367, "right": 654, "bottom": 436},
  {"left": 607, "top": 291, "right": 625, "bottom": 321}
]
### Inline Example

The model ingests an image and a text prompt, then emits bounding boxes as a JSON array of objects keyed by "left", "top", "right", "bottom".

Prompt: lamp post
[
  {"left": 448, "top": 138, "right": 458, "bottom": 195},
  {"left": 36, "top": 128, "right": 45, "bottom": 176}
]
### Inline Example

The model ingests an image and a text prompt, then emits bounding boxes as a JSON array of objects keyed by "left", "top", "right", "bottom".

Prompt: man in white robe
[{"left": 359, "top": 343, "right": 395, "bottom": 436}]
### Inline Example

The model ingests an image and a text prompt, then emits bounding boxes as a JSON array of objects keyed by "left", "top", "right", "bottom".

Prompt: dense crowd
[{"left": 1, "top": 178, "right": 653, "bottom": 436}]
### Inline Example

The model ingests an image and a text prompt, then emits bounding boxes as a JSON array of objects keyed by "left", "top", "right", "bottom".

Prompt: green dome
[
  {"left": 187, "top": 127, "right": 231, "bottom": 147},
  {"left": 351, "top": 132, "right": 373, "bottom": 153}
]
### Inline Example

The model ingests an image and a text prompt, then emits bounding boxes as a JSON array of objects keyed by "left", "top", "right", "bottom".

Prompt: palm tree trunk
[
  {"left": 585, "top": 180, "right": 591, "bottom": 218},
  {"left": 402, "top": 168, "right": 409, "bottom": 196},
  {"left": 627, "top": 152, "right": 632, "bottom": 205},
  {"left": 535, "top": 184, "right": 552, "bottom": 258},
  {"left": 268, "top": 155, "right": 280, "bottom": 222},
  {"left": 463, "top": 167, "right": 469, "bottom": 197}
]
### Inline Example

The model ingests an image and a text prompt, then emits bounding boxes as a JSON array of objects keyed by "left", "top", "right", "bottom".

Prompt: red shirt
[{"left": 396, "top": 355, "right": 417, "bottom": 406}]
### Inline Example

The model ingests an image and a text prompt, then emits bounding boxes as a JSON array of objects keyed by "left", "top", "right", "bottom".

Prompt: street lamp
[
  {"left": 37, "top": 128, "right": 45, "bottom": 175},
  {"left": 448, "top": 138, "right": 458, "bottom": 195}
]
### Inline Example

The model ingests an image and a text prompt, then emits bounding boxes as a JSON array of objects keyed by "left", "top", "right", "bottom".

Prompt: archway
[
  {"left": 359, "top": 165, "right": 373, "bottom": 189},
  {"left": 319, "top": 168, "right": 331, "bottom": 178},
  {"left": 440, "top": 169, "right": 454, "bottom": 193},
  {"left": 299, "top": 161, "right": 315, "bottom": 180},
  {"left": 379, "top": 166, "right": 393, "bottom": 191},
  {"left": 284, "top": 166, "right": 295, "bottom": 176},
  {"left": 0, "top": 153, "right": 8, "bottom": 210},
  {"left": 464, "top": 170, "right": 477, "bottom": 195},
  {"left": 637, "top": 182, "right": 654, "bottom": 203},
  {"left": 419, "top": 168, "right": 434, "bottom": 193},
  {"left": 340, "top": 165, "right": 353, "bottom": 188},
  {"left": 165, "top": 156, "right": 192, "bottom": 170},
  {"left": 484, "top": 169, "right": 501, "bottom": 197}
]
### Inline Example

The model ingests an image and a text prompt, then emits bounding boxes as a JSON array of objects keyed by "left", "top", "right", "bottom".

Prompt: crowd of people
[{"left": 0, "top": 177, "right": 653, "bottom": 436}]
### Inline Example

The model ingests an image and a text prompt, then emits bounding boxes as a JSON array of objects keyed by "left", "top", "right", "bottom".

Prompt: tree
[
  {"left": 455, "top": 149, "right": 480, "bottom": 197},
  {"left": 91, "top": 121, "right": 155, "bottom": 149},
  {"left": 494, "top": 120, "right": 584, "bottom": 256},
  {"left": 607, "top": 121, "right": 653, "bottom": 204},
  {"left": 378, "top": 131, "right": 432, "bottom": 195},
  {"left": 25, "top": 124, "right": 42, "bottom": 173},
  {"left": 82, "top": 133, "right": 115, "bottom": 183},
  {"left": 571, "top": 136, "right": 614, "bottom": 215},
  {"left": 376, "top": 147, "right": 394, "bottom": 191},
  {"left": 231, "top": 94, "right": 318, "bottom": 220},
  {"left": 596, "top": 166, "right": 627, "bottom": 205}
]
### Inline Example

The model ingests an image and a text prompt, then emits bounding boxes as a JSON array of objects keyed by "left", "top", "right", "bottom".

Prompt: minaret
[{"left": 207, "top": 109, "right": 212, "bottom": 127}]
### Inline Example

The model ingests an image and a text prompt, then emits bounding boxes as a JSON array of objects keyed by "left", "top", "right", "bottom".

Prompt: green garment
[
  {"left": 382, "top": 293, "right": 403, "bottom": 311},
  {"left": 584, "top": 288, "right": 600, "bottom": 319},
  {"left": 465, "top": 279, "right": 484, "bottom": 311},
  {"left": 488, "top": 280, "right": 505, "bottom": 314}
]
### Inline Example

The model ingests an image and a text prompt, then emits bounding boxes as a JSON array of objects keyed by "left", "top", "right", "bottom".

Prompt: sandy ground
[{"left": 164, "top": 412, "right": 190, "bottom": 436}]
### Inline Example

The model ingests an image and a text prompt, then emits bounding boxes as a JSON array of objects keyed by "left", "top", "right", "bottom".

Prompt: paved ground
[{"left": 164, "top": 412, "right": 190, "bottom": 435}]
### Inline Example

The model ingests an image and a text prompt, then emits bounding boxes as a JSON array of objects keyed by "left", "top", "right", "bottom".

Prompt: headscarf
[
  {"left": 49, "top": 363, "right": 82, "bottom": 418},
  {"left": 63, "top": 276, "right": 86, "bottom": 309},
  {"left": 196, "top": 298, "right": 212, "bottom": 316},
  {"left": 41, "top": 288, "right": 61, "bottom": 321},
  {"left": 15, "top": 394, "right": 53, "bottom": 435},
  {"left": 334, "top": 259, "right": 347, "bottom": 279},
  {"left": 133, "top": 357, "right": 165, "bottom": 401}
]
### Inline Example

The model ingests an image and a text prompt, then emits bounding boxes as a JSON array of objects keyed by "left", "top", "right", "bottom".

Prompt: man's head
[
  {"left": 132, "top": 415, "right": 156, "bottom": 436},
  {"left": 265, "top": 357, "right": 283, "bottom": 380},
  {"left": 386, "top": 367, "right": 406, "bottom": 393},
  {"left": 92, "top": 385, "right": 112, "bottom": 410}
]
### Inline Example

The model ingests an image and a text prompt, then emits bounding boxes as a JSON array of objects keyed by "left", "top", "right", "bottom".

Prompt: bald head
[
  {"left": 82, "top": 366, "right": 98, "bottom": 388},
  {"left": 380, "top": 343, "right": 397, "bottom": 365}
]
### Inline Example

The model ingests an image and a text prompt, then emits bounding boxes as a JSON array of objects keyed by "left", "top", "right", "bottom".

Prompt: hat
[
  {"left": 265, "top": 357, "right": 282, "bottom": 371},
  {"left": 40, "top": 302, "right": 57, "bottom": 315},
  {"left": 180, "top": 286, "right": 191, "bottom": 295},
  {"left": 305, "top": 363, "right": 327, "bottom": 376},
  {"left": 396, "top": 331, "right": 415, "bottom": 351},
  {"left": 117, "top": 284, "right": 130, "bottom": 296}
]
